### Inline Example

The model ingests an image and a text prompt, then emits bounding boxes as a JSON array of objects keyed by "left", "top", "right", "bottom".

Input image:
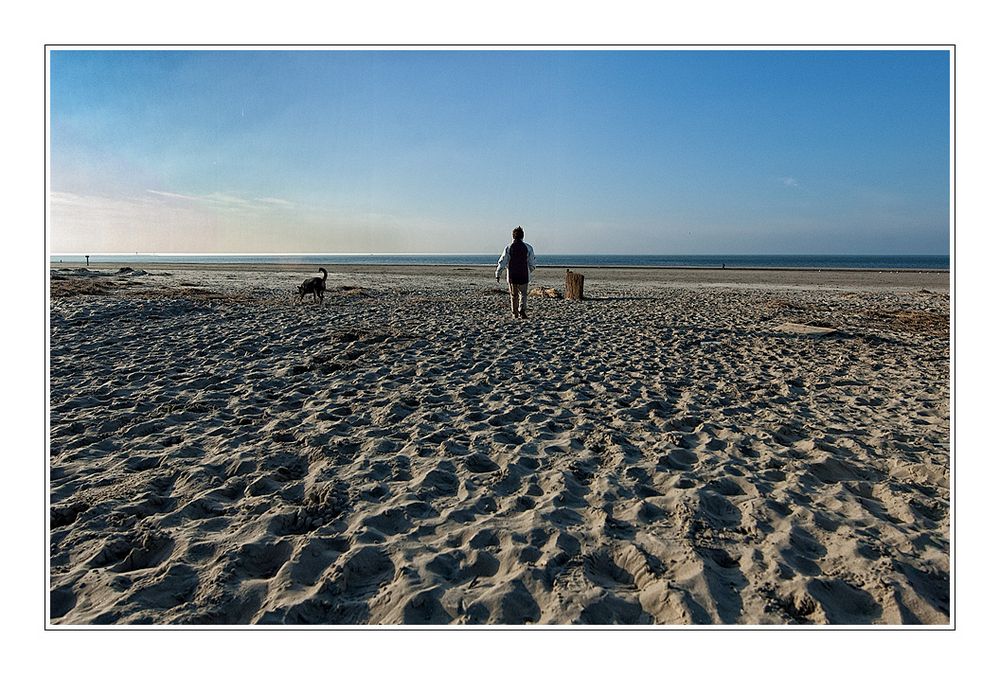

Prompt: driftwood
[
  {"left": 565, "top": 269, "right": 585, "bottom": 301},
  {"left": 529, "top": 287, "right": 563, "bottom": 299}
]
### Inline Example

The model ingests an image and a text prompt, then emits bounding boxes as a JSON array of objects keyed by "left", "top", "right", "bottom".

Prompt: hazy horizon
[
  {"left": 48, "top": 48, "right": 951, "bottom": 257},
  {"left": 48, "top": 250, "right": 951, "bottom": 258}
]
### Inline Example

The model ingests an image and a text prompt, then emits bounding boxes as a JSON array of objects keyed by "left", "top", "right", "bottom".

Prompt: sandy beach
[{"left": 48, "top": 263, "right": 951, "bottom": 625}]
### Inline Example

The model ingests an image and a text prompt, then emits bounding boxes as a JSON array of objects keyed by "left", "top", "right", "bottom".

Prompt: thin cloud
[
  {"left": 781, "top": 177, "right": 800, "bottom": 188},
  {"left": 202, "top": 192, "right": 252, "bottom": 206},
  {"left": 146, "top": 189, "right": 205, "bottom": 202},
  {"left": 147, "top": 190, "right": 293, "bottom": 208},
  {"left": 255, "top": 197, "right": 295, "bottom": 207}
]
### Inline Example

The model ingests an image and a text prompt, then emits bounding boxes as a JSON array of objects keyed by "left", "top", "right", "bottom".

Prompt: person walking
[{"left": 495, "top": 226, "right": 537, "bottom": 319}]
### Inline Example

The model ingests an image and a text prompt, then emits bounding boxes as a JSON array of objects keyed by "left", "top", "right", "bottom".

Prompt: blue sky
[{"left": 48, "top": 48, "right": 951, "bottom": 255}]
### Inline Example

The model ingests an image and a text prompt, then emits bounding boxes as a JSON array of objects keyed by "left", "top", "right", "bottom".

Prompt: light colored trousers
[{"left": 509, "top": 282, "right": 528, "bottom": 316}]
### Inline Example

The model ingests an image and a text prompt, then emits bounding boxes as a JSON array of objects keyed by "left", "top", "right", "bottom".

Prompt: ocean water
[{"left": 49, "top": 253, "right": 950, "bottom": 270}]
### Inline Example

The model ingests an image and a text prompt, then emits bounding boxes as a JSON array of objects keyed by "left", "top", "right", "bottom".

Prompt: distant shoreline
[
  {"left": 47, "top": 253, "right": 950, "bottom": 272},
  {"left": 50, "top": 261, "right": 949, "bottom": 274}
]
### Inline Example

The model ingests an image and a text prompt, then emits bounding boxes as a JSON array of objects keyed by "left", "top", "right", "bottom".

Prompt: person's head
[{"left": 512, "top": 226, "right": 524, "bottom": 241}]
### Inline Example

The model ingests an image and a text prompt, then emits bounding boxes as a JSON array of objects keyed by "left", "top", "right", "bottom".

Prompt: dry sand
[{"left": 48, "top": 263, "right": 951, "bottom": 625}]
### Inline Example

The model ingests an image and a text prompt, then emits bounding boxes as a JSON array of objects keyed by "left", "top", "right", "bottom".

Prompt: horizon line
[{"left": 48, "top": 251, "right": 951, "bottom": 258}]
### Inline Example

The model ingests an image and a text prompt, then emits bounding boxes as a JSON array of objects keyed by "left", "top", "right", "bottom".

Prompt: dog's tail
[{"left": 319, "top": 267, "right": 328, "bottom": 280}]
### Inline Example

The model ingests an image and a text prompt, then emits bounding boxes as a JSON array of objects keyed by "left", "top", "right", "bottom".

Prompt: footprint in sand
[
  {"left": 805, "top": 578, "right": 882, "bottom": 624},
  {"left": 659, "top": 447, "right": 698, "bottom": 471},
  {"left": 402, "top": 588, "right": 451, "bottom": 624},
  {"left": 329, "top": 545, "right": 396, "bottom": 596},
  {"left": 464, "top": 452, "right": 500, "bottom": 473},
  {"left": 583, "top": 548, "right": 635, "bottom": 588},
  {"left": 281, "top": 536, "right": 350, "bottom": 587},
  {"left": 414, "top": 462, "right": 460, "bottom": 499},
  {"left": 220, "top": 539, "right": 294, "bottom": 580},
  {"left": 780, "top": 525, "right": 828, "bottom": 576},
  {"left": 695, "top": 489, "right": 743, "bottom": 530},
  {"left": 360, "top": 507, "right": 415, "bottom": 537},
  {"left": 467, "top": 578, "right": 541, "bottom": 624},
  {"left": 579, "top": 593, "right": 649, "bottom": 624},
  {"left": 456, "top": 549, "right": 501, "bottom": 582}
]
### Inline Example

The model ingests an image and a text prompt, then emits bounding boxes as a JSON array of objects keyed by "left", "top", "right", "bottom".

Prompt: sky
[{"left": 48, "top": 48, "right": 952, "bottom": 256}]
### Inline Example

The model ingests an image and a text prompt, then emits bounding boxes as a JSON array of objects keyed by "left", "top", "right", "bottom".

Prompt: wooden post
[{"left": 565, "top": 269, "right": 585, "bottom": 300}]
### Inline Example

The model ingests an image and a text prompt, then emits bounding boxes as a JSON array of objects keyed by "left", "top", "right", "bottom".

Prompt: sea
[{"left": 49, "top": 254, "right": 950, "bottom": 270}]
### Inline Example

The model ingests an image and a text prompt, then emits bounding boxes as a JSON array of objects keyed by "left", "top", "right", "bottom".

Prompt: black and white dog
[{"left": 298, "top": 267, "right": 328, "bottom": 303}]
